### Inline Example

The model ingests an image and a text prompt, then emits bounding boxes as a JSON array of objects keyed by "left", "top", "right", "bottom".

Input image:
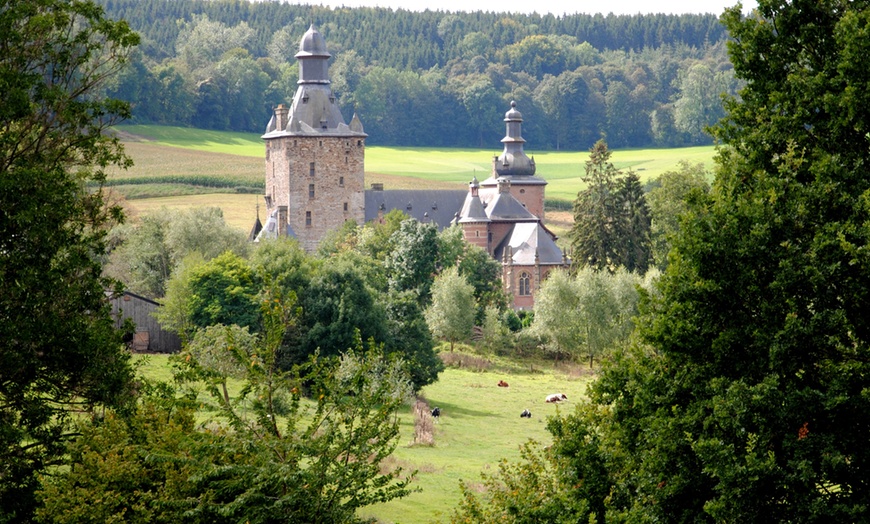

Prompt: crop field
[
  {"left": 112, "top": 125, "right": 718, "bottom": 233},
  {"left": 134, "top": 352, "right": 594, "bottom": 524}
]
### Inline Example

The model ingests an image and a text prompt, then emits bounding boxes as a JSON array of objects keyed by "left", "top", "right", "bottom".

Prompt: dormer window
[{"left": 302, "top": 94, "right": 309, "bottom": 103}]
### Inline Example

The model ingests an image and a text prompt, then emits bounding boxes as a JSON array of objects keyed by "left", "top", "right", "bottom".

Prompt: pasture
[
  {"left": 112, "top": 125, "right": 718, "bottom": 233},
  {"left": 133, "top": 352, "right": 593, "bottom": 524}
]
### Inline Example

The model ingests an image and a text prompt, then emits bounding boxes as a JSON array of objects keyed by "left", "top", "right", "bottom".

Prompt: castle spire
[
  {"left": 495, "top": 101, "right": 536, "bottom": 177},
  {"left": 296, "top": 24, "right": 331, "bottom": 85}
]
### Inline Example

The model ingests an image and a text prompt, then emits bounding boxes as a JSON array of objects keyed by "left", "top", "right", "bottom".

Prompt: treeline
[{"left": 100, "top": 0, "right": 739, "bottom": 149}]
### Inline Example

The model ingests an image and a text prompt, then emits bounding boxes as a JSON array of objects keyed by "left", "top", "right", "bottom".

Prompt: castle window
[
  {"left": 475, "top": 230, "right": 480, "bottom": 237},
  {"left": 305, "top": 211, "right": 312, "bottom": 226},
  {"left": 339, "top": 176, "right": 344, "bottom": 186},
  {"left": 519, "top": 188, "right": 526, "bottom": 194},
  {"left": 309, "top": 184, "right": 315, "bottom": 199},
  {"left": 319, "top": 140, "right": 322, "bottom": 147},
  {"left": 357, "top": 140, "right": 362, "bottom": 146},
  {"left": 519, "top": 272, "right": 531, "bottom": 296},
  {"left": 343, "top": 202, "right": 348, "bottom": 212},
  {"left": 309, "top": 162, "right": 315, "bottom": 176}
]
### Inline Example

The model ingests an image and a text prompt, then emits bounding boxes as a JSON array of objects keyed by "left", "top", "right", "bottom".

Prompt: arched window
[{"left": 519, "top": 272, "right": 531, "bottom": 296}]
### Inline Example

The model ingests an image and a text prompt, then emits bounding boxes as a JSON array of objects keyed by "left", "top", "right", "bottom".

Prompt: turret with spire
[
  {"left": 260, "top": 25, "right": 366, "bottom": 253},
  {"left": 479, "top": 101, "right": 547, "bottom": 219}
]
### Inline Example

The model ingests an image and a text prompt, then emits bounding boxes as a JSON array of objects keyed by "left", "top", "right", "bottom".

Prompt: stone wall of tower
[{"left": 265, "top": 134, "right": 365, "bottom": 252}]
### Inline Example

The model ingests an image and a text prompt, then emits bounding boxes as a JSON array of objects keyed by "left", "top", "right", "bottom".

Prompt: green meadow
[
  {"left": 134, "top": 352, "right": 593, "bottom": 524},
  {"left": 113, "top": 125, "right": 718, "bottom": 212}
]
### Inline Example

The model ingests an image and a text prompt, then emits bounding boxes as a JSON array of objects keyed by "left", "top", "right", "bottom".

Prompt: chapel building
[{"left": 257, "top": 25, "right": 568, "bottom": 308}]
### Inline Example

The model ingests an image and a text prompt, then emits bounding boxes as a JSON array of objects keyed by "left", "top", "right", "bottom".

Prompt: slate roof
[
  {"left": 485, "top": 186, "right": 537, "bottom": 220},
  {"left": 494, "top": 222, "right": 565, "bottom": 265},
  {"left": 365, "top": 188, "right": 467, "bottom": 230}
]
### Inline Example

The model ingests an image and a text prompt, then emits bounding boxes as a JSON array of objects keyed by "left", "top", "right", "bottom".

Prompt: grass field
[
  {"left": 113, "top": 125, "right": 718, "bottom": 232},
  {"left": 133, "top": 352, "right": 593, "bottom": 524}
]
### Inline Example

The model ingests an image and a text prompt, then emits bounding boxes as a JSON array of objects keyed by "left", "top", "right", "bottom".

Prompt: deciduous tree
[
  {"left": 425, "top": 266, "right": 475, "bottom": 351},
  {"left": 0, "top": 0, "right": 138, "bottom": 517}
]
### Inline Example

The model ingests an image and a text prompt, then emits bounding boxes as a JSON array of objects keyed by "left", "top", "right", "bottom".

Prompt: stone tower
[
  {"left": 479, "top": 101, "right": 547, "bottom": 219},
  {"left": 261, "top": 25, "right": 367, "bottom": 252}
]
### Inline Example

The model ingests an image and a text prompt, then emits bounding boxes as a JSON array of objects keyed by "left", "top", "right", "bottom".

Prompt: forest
[{"left": 99, "top": 0, "right": 739, "bottom": 149}]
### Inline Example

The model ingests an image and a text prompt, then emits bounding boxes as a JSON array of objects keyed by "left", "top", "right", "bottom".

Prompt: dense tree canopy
[
  {"left": 97, "top": 0, "right": 738, "bottom": 149},
  {"left": 0, "top": 0, "right": 140, "bottom": 519}
]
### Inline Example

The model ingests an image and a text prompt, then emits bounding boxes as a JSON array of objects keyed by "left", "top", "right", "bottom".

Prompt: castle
[{"left": 256, "top": 25, "right": 567, "bottom": 309}]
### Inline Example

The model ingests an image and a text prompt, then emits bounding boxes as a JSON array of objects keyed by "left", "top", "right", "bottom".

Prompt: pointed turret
[{"left": 458, "top": 177, "right": 490, "bottom": 223}]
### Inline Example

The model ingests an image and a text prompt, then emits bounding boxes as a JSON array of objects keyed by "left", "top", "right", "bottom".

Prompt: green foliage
[
  {"left": 425, "top": 266, "right": 476, "bottom": 352},
  {"left": 531, "top": 267, "right": 642, "bottom": 365},
  {"left": 188, "top": 251, "right": 260, "bottom": 330},
  {"left": 154, "top": 252, "right": 204, "bottom": 343},
  {"left": 439, "top": 226, "right": 508, "bottom": 324},
  {"left": 0, "top": 0, "right": 138, "bottom": 518},
  {"left": 39, "top": 312, "right": 416, "bottom": 524},
  {"left": 298, "top": 259, "right": 388, "bottom": 362},
  {"left": 382, "top": 289, "right": 443, "bottom": 391},
  {"left": 35, "top": 394, "right": 200, "bottom": 524},
  {"left": 451, "top": 441, "right": 590, "bottom": 523},
  {"left": 645, "top": 160, "right": 710, "bottom": 268},
  {"left": 107, "top": 207, "right": 248, "bottom": 298},
  {"left": 357, "top": 209, "right": 409, "bottom": 262},
  {"left": 479, "top": 305, "right": 514, "bottom": 355},
  {"left": 105, "top": 174, "right": 264, "bottom": 189},
  {"left": 570, "top": 139, "right": 653, "bottom": 273},
  {"left": 385, "top": 218, "right": 440, "bottom": 305},
  {"left": 172, "top": 292, "right": 416, "bottom": 523},
  {"left": 98, "top": 0, "right": 732, "bottom": 148}
]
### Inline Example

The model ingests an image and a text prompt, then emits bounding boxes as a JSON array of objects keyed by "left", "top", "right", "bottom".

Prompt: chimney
[{"left": 275, "top": 104, "right": 290, "bottom": 130}]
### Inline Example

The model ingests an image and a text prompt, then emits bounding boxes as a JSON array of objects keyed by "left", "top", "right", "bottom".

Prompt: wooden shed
[{"left": 108, "top": 291, "right": 181, "bottom": 353}]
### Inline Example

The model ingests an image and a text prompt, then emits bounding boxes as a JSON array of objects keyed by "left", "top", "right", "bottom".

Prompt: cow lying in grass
[{"left": 545, "top": 393, "right": 567, "bottom": 403}]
